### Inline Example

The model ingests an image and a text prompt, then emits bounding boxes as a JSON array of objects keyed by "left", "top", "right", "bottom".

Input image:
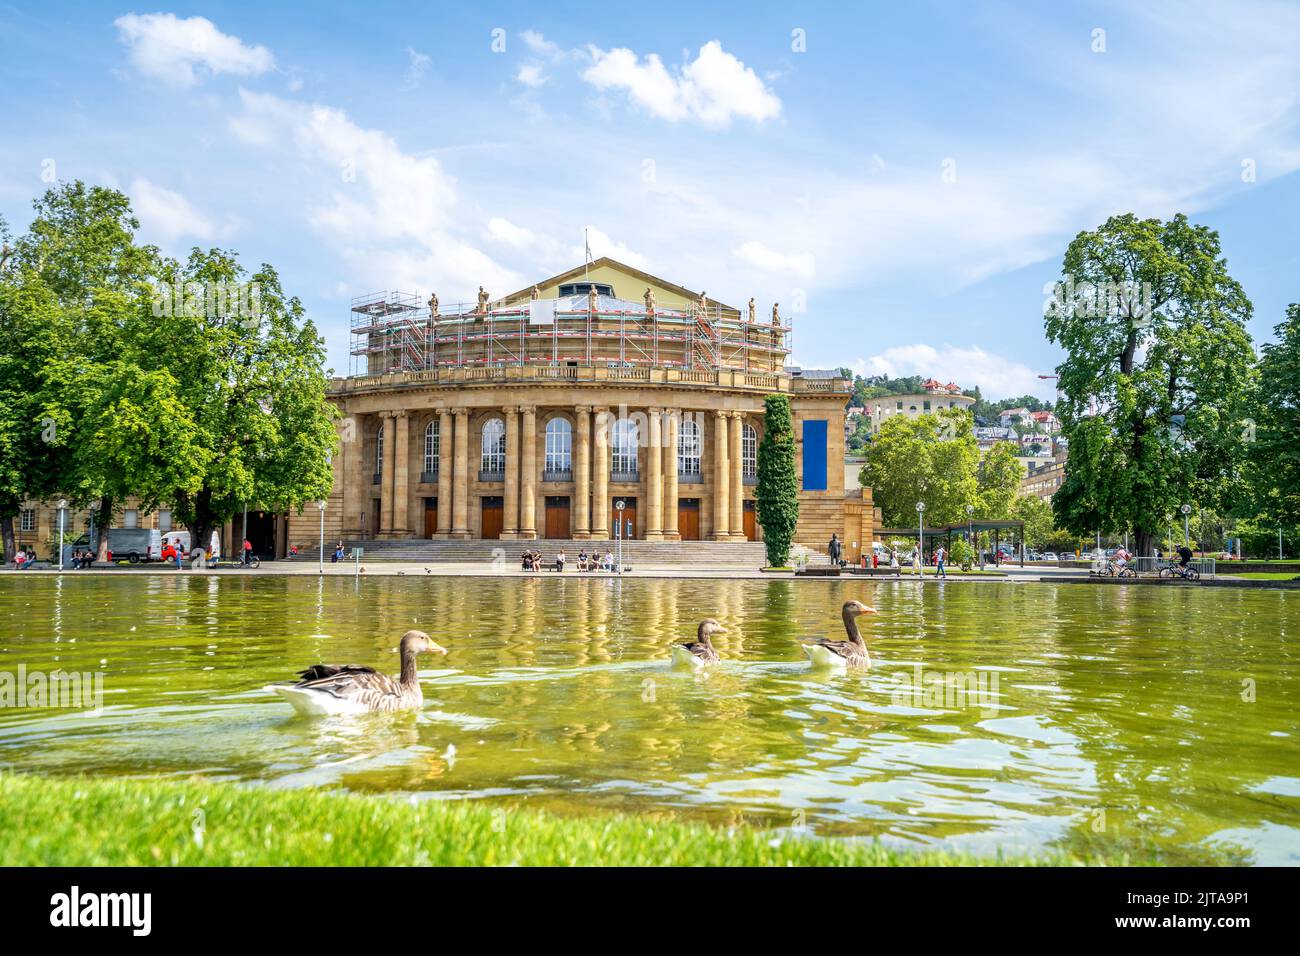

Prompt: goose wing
[
  {"left": 292, "top": 665, "right": 404, "bottom": 705},
  {"left": 678, "top": 640, "right": 719, "bottom": 662},
  {"left": 805, "top": 638, "right": 856, "bottom": 660}
]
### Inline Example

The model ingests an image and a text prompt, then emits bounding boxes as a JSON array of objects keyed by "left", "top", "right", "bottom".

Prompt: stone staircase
[{"left": 301, "top": 538, "right": 815, "bottom": 570}]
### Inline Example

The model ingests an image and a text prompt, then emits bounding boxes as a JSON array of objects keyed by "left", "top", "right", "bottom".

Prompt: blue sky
[{"left": 3, "top": 1, "right": 1299, "bottom": 399}]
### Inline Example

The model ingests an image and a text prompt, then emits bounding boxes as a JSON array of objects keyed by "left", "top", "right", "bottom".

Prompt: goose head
[
  {"left": 843, "top": 600, "right": 877, "bottom": 618},
  {"left": 400, "top": 629, "right": 447, "bottom": 657},
  {"left": 696, "top": 618, "right": 726, "bottom": 642}
]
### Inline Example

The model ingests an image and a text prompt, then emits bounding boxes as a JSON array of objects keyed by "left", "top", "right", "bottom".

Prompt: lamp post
[
  {"left": 57, "top": 499, "right": 67, "bottom": 571},
  {"left": 614, "top": 500, "right": 626, "bottom": 575},
  {"left": 916, "top": 501, "right": 925, "bottom": 577},
  {"left": 317, "top": 501, "right": 326, "bottom": 575},
  {"left": 1181, "top": 503, "right": 1191, "bottom": 550}
]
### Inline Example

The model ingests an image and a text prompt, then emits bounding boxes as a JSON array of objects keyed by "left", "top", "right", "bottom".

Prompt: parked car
[
  {"left": 1042, "top": 552, "right": 1058, "bottom": 562},
  {"left": 65, "top": 528, "right": 162, "bottom": 564}
]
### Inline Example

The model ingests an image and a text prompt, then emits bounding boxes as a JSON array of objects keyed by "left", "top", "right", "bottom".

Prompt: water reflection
[{"left": 1, "top": 575, "right": 1297, "bottom": 863}]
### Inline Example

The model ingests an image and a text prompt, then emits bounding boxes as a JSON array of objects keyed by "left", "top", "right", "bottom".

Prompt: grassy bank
[{"left": 0, "top": 773, "right": 1136, "bottom": 866}]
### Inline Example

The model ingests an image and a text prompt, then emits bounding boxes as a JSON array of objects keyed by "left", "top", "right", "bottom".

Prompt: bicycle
[
  {"left": 1103, "top": 561, "right": 1137, "bottom": 578},
  {"left": 1159, "top": 561, "right": 1199, "bottom": 581}
]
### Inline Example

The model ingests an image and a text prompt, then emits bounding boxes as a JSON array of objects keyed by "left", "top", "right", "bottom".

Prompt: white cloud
[
  {"left": 576, "top": 227, "right": 648, "bottom": 271},
  {"left": 581, "top": 40, "right": 780, "bottom": 126},
  {"left": 520, "top": 30, "right": 563, "bottom": 60},
  {"left": 114, "top": 13, "right": 274, "bottom": 87},
  {"left": 516, "top": 63, "right": 548, "bottom": 88},
  {"left": 403, "top": 47, "right": 431, "bottom": 89},
  {"left": 733, "top": 241, "right": 815, "bottom": 280},
  {"left": 229, "top": 89, "right": 519, "bottom": 300},
  {"left": 852, "top": 345, "right": 1046, "bottom": 401},
  {"left": 130, "top": 178, "right": 216, "bottom": 242}
]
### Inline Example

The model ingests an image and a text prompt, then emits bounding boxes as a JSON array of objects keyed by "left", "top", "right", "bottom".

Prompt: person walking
[{"left": 935, "top": 544, "right": 947, "bottom": 579}]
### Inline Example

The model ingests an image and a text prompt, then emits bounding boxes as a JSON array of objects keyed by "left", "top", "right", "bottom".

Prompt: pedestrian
[
  {"left": 828, "top": 533, "right": 841, "bottom": 567},
  {"left": 556, "top": 549, "right": 566, "bottom": 572},
  {"left": 173, "top": 539, "right": 184, "bottom": 570},
  {"left": 936, "top": 544, "right": 947, "bottom": 579}
]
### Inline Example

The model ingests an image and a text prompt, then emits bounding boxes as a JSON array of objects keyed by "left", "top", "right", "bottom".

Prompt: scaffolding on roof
[{"left": 348, "top": 291, "right": 792, "bottom": 378}]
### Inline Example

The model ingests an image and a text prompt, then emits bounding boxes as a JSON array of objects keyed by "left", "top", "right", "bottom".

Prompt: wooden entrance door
[
  {"left": 423, "top": 498, "right": 438, "bottom": 538},
  {"left": 480, "top": 496, "right": 504, "bottom": 540},
  {"left": 544, "top": 496, "right": 571, "bottom": 539},
  {"left": 610, "top": 497, "right": 637, "bottom": 540},
  {"left": 678, "top": 499, "right": 701, "bottom": 540},
  {"left": 743, "top": 500, "right": 757, "bottom": 541}
]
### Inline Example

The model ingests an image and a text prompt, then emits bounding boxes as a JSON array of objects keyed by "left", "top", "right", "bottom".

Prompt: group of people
[
  {"left": 11, "top": 548, "right": 39, "bottom": 569},
  {"left": 518, "top": 547, "right": 619, "bottom": 572},
  {"left": 330, "top": 540, "right": 348, "bottom": 562}
]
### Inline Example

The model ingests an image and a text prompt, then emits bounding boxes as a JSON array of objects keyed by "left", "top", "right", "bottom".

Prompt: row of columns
[{"left": 365, "top": 405, "right": 752, "bottom": 541}]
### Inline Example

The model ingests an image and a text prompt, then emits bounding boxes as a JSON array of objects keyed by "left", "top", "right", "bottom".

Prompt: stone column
[
  {"left": 729, "top": 411, "right": 745, "bottom": 541},
  {"left": 435, "top": 406, "right": 452, "bottom": 537},
  {"left": 451, "top": 407, "right": 470, "bottom": 538},
  {"left": 712, "top": 409, "right": 730, "bottom": 539},
  {"left": 663, "top": 411, "right": 680, "bottom": 541},
  {"left": 393, "top": 410, "right": 411, "bottom": 537},
  {"left": 574, "top": 405, "right": 592, "bottom": 539},
  {"left": 501, "top": 406, "right": 519, "bottom": 539},
  {"left": 379, "top": 411, "right": 396, "bottom": 536},
  {"left": 591, "top": 406, "right": 610, "bottom": 539},
  {"left": 519, "top": 405, "right": 538, "bottom": 538},
  {"left": 341, "top": 410, "right": 367, "bottom": 537},
  {"left": 644, "top": 407, "right": 664, "bottom": 540}
]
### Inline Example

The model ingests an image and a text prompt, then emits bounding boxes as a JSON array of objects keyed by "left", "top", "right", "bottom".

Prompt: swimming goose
[
  {"left": 801, "top": 600, "right": 877, "bottom": 668},
  {"left": 272, "top": 629, "right": 446, "bottom": 716},
  {"left": 670, "top": 619, "right": 725, "bottom": 668}
]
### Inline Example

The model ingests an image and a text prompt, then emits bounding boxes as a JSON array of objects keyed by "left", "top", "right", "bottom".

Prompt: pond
[{"left": 2, "top": 575, "right": 1297, "bottom": 864}]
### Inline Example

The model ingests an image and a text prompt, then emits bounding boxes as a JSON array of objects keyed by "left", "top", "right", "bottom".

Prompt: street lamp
[
  {"left": 1181, "top": 503, "right": 1191, "bottom": 550},
  {"left": 916, "top": 501, "right": 926, "bottom": 577},
  {"left": 317, "top": 501, "right": 326, "bottom": 575},
  {"left": 614, "top": 500, "right": 626, "bottom": 575},
  {"left": 57, "top": 499, "right": 67, "bottom": 571}
]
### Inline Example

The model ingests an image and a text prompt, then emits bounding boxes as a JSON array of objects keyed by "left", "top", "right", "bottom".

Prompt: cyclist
[
  {"left": 1176, "top": 544, "right": 1193, "bottom": 571},
  {"left": 1113, "top": 546, "right": 1131, "bottom": 574}
]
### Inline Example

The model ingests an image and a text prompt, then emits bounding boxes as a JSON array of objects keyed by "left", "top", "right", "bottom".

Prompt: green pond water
[{"left": 1, "top": 575, "right": 1298, "bottom": 863}]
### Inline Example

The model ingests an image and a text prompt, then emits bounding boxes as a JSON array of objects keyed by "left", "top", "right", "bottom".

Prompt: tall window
[
  {"left": 545, "top": 417, "right": 572, "bottom": 474},
  {"left": 123, "top": 509, "right": 139, "bottom": 529},
  {"left": 678, "top": 419, "right": 702, "bottom": 476},
  {"left": 424, "top": 420, "right": 440, "bottom": 474},
  {"left": 611, "top": 418, "right": 639, "bottom": 476},
  {"left": 375, "top": 423, "right": 384, "bottom": 474},
  {"left": 158, "top": 509, "right": 172, "bottom": 532},
  {"left": 481, "top": 418, "right": 505, "bottom": 474},
  {"left": 19, "top": 509, "right": 35, "bottom": 532},
  {"left": 742, "top": 423, "right": 757, "bottom": 478}
]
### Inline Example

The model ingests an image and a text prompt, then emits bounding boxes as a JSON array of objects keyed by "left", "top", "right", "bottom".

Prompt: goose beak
[
  {"left": 428, "top": 642, "right": 447, "bottom": 655},
  {"left": 862, "top": 605, "right": 878, "bottom": 614}
]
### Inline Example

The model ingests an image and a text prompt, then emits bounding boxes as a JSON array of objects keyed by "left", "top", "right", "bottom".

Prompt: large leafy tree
[
  {"left": 139, "top": 248, "right": 337, "bottom": 550},
  {"left": 755, "top": 394, "right": 799, "bottom": 567},
  {"left": 860, "top": 408, "right": 979, "bottom": 526},
  {"left": 1045, "top": 214, "right": 1256, "bottom": 557},
  {"left": 977, "top": 441, "right": 1023, "bottom": 518},
  {"left": 1249, "top": 304, "right": 1300, "bottom": 528}
]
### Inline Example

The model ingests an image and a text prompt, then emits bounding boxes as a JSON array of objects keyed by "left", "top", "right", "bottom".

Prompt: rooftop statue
[
  {"left": 644, "top": 287, "right": 655, "bottom": 314},
  {"left": 772, "top": 303, "right": 781, "bottom": 325},
  {"left": 531, "top": 284, "right": 540, "bottom": 300},
  {"left": 477, "top": 286, "right": 490, "bottom": 312},
  {"left": 588, "top": 284, "right": 598, "bottom": 312},
  {"left": 748, "top": 297, "right": 755, "bottom": 323},
  {"left": 427, "top": 292, "right": 439, "bottom": 317}
]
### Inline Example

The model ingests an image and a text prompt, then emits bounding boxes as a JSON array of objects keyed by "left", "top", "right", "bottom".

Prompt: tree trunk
[
  {"left": 95, "top": 496, "right": 114, "bottom": 562},
  {"left": 1, "top": 514, "right": 14, "bottom": 564},
  {"left": 1135, "top": 528, "right": 1156, "bottom": 560}
]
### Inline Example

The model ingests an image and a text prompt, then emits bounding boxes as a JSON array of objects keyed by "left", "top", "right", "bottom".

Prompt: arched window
[
  {"left": 545, "top": 417, "right": 572, "bottom": 477},
  {"left": 611, "top": 418, "right": 639, "bottom": 478},
  {"left": 742, "top": 423, "right": 757, "bottom": 478},
  {"left": 678, "top": 419, "right": 702, "bottom": 477},
  {"left": 374, "top": 423, "right": 384, "bottom": 475},
  {"left": 423, "top": 420, "right": 439, "bottom": 476},
  {"left": 480, "top": 418, "right": 505, "bottom": 475}
]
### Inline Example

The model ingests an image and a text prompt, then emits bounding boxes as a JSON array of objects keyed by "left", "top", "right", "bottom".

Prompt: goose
[
  {"left": 801, "top": 600, "right": 877, "bottom": 668},
  {"left": 272, "top": 629, "right": 446, "bottom": 716},
  {"left": 671, "top": 619, "right": 725, "bottom": 668}
]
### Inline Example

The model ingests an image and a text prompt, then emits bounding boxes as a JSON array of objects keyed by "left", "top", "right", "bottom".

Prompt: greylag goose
[
  {"left": 801, "top": 600, "right": 877, "bottom": 668},
  {"left": 273, "top": 629, "right": 446, "bottom": 716},
  {"left": 671, "top": 619, "right": 725, "bottom": 668}
]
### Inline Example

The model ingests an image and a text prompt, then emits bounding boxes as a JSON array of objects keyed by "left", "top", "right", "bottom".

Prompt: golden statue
[
  {"left": 748, "top": 297, "right": 756, "bottom": 323},
  {"left": 531, "top": 284, "right": 540, "bottom": 300},
  {"left": 644, "top": 287, "right": 655, "bottom": 314},
  {"left": 588, "top": 284, "right": 599, "bottom": 313},
  {"left": 477, "top": 286, "right": 490, "bottom": 312},
  {"left": 772, "top": 303, "right": 781, "bottom": 325},
  {"left": 427, "top": 292, "right": 439, "bottom": 317}
]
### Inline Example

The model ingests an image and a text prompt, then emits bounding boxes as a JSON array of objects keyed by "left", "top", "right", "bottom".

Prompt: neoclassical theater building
[{"left": 291, "top": 258, "right": 874, "bottom": 554}]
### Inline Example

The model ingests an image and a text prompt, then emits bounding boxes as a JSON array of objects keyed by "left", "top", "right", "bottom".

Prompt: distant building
[
  {"left": 1020, "top": 450, "right": 1069, "bottom": 501},
  {"left": 864, "top": 379, "right": 975, "bottom": 435}
]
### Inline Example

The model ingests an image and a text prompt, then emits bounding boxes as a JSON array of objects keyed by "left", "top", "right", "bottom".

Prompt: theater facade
[{"left": 303, "top": 258, "right": 873, "bottom": 554}]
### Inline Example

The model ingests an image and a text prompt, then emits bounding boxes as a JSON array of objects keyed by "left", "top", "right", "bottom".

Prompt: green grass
[
  {"left": 0, "top": 773, "right": 1138, "bottom": 866},
  {"left": 1230, "top": 572, "right": 1300, "bottom": 581}
]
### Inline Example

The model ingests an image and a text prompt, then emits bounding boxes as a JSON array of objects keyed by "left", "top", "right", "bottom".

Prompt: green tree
[
  {"left": 140, "top": 248, "right": 337, "bottom": 550},
  {"left": 1249, "top": 304, "right": 1300, "bottom": 527},
  {"left": 755, "top": 393, "right": 799, "bottom": 567},
  {"left": 860, "top": 408, "right": 978, "bottom": 526},
  {"left": 977, "top": 441, "right": 1023, "bottom": 518},
  {"left": 1011, "top": 494, "right": 1055, "bottom": 550},
  {"left": 1045, "top": 213, "right": 1256, "bottom": 557}
]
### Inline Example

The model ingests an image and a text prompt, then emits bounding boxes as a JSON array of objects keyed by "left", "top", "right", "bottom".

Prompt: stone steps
[{"left": 300, "top": 538, "right": 809, "bottom": 569}]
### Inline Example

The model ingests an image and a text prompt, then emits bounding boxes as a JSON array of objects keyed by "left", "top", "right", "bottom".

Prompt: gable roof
[{"left": 502, "top": 257, "right": 740, "bottom": 315}]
